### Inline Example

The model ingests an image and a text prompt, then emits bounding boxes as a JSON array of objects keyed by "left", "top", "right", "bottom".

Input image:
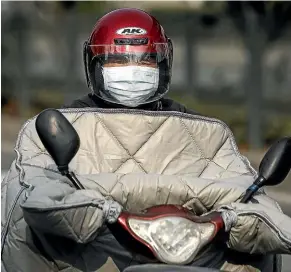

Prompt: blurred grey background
[
  {"left": 2, "top": 1, "right": 291, "bottom": 186},
  {"left": 2, "top": 1, "right": 291, "bottom": 147},
  {"left": 1, "top": 1, "right": 291, "bottom": 270}
]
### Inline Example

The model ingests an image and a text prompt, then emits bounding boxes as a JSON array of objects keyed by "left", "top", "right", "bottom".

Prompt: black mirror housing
[
  {"left": 35, "top": 109, "right": 80, "bottom": 174},
  {"left": 258, "top": 137, "right": 291, "bottom": 186}
]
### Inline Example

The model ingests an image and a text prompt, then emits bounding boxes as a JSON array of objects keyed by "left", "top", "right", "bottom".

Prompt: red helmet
[{"left": 83, "top": 8, "right": 173, "bottom": 107}]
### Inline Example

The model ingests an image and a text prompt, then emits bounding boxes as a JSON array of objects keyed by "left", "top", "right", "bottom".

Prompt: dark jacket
[{"left": 63, "top": 93, "right": 199, "bottom": 115}]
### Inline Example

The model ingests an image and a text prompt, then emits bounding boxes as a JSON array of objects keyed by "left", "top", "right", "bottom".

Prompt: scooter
[{"left": 35, "top": 109, "right": 291, "bottom": 272}]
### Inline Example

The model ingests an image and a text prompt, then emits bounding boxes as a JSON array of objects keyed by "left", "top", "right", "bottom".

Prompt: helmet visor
[
  {"left": 89, "top": 43, "right": 170, "bottom": 67},
  {"left": 88, "top": 43, "right": 171, "bottom": 107}
]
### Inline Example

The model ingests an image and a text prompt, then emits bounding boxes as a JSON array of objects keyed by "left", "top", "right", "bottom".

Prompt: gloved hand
[
  {"left": 216, "top": 193, "right": 291, "bottom": 254},
  {"left": 21, "top": 180, "right": 123, "bottom": 244}
]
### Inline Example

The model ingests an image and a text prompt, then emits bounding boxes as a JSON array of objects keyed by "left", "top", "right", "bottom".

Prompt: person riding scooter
[
  {"left": 61, "top": 8, "right": 285, "bottom": 271},
  {"left": 2, "top": 8, "right": 291, "bottom": 272}
]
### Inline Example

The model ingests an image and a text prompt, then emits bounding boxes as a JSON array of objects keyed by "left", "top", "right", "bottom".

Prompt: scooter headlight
[{"left": 128, "top": 216, "right": 215, "bottom": 265}]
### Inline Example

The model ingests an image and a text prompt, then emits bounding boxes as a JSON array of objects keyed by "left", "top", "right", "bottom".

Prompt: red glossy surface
[
  {"left": 88, "top": 8, "right": 168, "bottom": 54},
  {"left": 117, "top": 204, "right": 224, "bottom": 262}
]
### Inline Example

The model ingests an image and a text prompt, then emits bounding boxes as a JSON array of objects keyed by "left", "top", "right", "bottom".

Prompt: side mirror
[
  {"left": 35, "top": 108, "right": 80, "bottom": 174},
  {"left": 258, "top": 137, "right": 291, "bottom": 186},
  {"left": 241, "top": 137, "right": 291, "bottom": 203}
]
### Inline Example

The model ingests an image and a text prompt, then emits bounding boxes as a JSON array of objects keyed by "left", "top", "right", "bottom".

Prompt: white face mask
[{"left": 102, "top": 66, "right": 159, "bottom": 107}]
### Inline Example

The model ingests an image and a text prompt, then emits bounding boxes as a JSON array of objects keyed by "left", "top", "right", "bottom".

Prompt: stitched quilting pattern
[{"left": 17, "top": 111, "right": 253, "bottom": 181}]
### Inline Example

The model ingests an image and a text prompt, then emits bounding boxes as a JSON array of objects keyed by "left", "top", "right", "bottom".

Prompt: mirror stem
[
  {"left": 66, "top": 172, "right": 85, "bottom": 190},
  {"left": 57, "top": 165, "right": 85, "bottom": 190},
  {"left": 61, "top": 170, "right": 85, "bottom": 190},
  {"left": 240, "top": 176, "right": 265, "bottom": 203}
]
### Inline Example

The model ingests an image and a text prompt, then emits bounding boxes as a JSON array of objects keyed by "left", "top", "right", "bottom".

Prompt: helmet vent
[{"left": 114, "top": 38, "right": 148, "bottom": 45}]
